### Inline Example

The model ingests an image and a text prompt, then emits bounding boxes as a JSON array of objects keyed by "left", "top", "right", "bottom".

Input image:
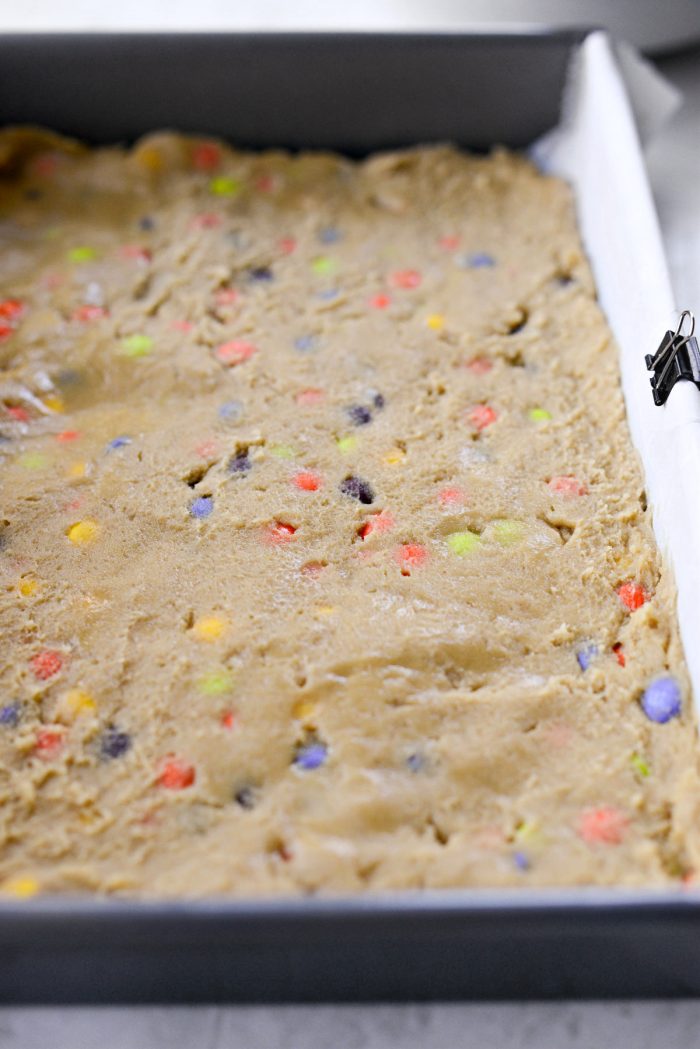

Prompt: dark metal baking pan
[{"left": 3, "top": 30, "right": 700, "bottom": 1003}]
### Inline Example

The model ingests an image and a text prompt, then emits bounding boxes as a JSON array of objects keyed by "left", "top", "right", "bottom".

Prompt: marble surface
[{"left": 0, "top": 28, "right": 698, "bottom": 1049}]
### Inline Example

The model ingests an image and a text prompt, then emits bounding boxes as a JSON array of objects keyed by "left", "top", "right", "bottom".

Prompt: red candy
[
  {"left": 56, "top": 430, "right": 81, "bottom": 443},
  {"left": 30, "top": 650, "right": 63, "bottom": 681},
  {"left": 214, "top": 340, "right": 257, "bottom": 367},
  {"left": 370, "top": 293, "right": 391, "bottom": 309},
  {"left": 359, "top": 510, "right": 395, "bottom": 539},
  {"left": 466, "top": 404, "right": 498, "bottom": 431},
  {"left": 215, "top": 287, "right": 238, "bottom": 306},
  {"left": 72, "top": 305, "right": 107, "bottom": 322},
  {"left": 171, "top": 319, "right": 194, "bottom": 333},
  {"left": 549, "top": 475, "right": 588, "bottom": 498},
  {"left": 255, "top": 173, "right": 276, "bottom": 193},
  {"left": 120, "top": 244, "right": 152, "bottom": 263},
  {"left": 191, "top": 212, "right": 223, "bottom": 230},
  {"left": 293, "top": 471, "right": 322, "bottom": 492},
  {"left": 466, "top": 357, "right": 493, "bottom": 375},
  {"left": 7, "top": 406, "right": 30, "bottom": 422},
  {"left": 0, "top": 299, "right": 24, "bottom": 320},
  {"left": 157, "top": 757, "right": 195, "bottom": 790},
  {"left": 578, "top": 807, "right": 628, "bottom": 845},
  {"left": 395, "top": 543, "right": 428, "bottom": 574},
  {"left": 612, "top": 642, "right": 626, "bottom": 667},
  {"left": 221, "top": 711, "right": 236, "bottom": 730},
  {"left": 295, "top": 388, "right": 324, "bottom": 407},
  {"left": 279, "top": 237, "right": 297, "bottom": 255},
  {"left": 438, "top": 235, "right": 460, "bottom": 251},
  {"left": 35, "top": 728, "right": 64, "bottom": 759},
  {"left": 195, "top": 439, "right": 218, "bottom": 458},
  {"left": 390, "top": 269, "right": 422, "bottom": 290},
  {"left": 0, "top": 322, "right": 14, "bottom": 341},
  {"left": 438, "top": 486, "right": 464, "bottom": 507},
  {"left": 265, "top": 522, "right": 297, "bottom": 545},
  {"left": 301, "top": 560, "right": 326, "bottom": 577},
  {"left": 618, "top": 582, "right": 648, "bottom": 612},
  {"left": 192, "top": 142, "right": 222, "bottom": 171}
]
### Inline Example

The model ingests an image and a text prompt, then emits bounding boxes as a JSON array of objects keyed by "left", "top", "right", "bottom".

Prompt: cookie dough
[{"left": 0, "top": 129, "right": 699, "bottom": 897}]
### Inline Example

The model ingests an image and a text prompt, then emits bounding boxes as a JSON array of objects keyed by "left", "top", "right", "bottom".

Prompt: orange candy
[
  {"left": 157, "top": 758, "right": 195, "bottom": 790},
  {"left": 395, "top": 543, "right": 428, "bottom": 574},
  {"left": 549, "top": 475, "right": 588, "bottom": 498},
  {"left": 466, "top": 404, "right": 498, "bottom": 431},
  {"left": 293, "top": 471, "right": 322, "bottom": 492},
  {"left": 264, "top": 522, "right": 297, "bottom": 545},
  {"left": 578, "top": 807, "right": 628, "bottom": 845},
  {"left": 214, "top": 340, "right": 257, "bottom": 367},
  {"left": 618, "top": 582, "right": 648, "bottom": 612}
]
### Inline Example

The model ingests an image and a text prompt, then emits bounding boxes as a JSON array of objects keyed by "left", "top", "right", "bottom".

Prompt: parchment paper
[{"left": 532, "top": 31, "right": 700, "bottom": 710}]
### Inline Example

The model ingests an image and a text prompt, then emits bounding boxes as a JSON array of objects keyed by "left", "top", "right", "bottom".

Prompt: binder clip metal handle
[{"left": 646, "top": 310, "right": 700, "bottom": 406}]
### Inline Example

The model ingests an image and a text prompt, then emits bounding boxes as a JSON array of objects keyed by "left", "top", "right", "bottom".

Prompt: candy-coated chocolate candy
[
  {"left": 294, "top": 740, "right": 327, "bottom": 770},
  {"left": 641, "top": 677, "right": 681, "bottom": 723},
  {"left": 214, "top": 340, "right": 257, "bottom": 366},
  {"left": 576, "top": 643, "right": 598, "bottom": 671},
  {"left": 618, "top": 582, "right": 648, "bottom": 612},
  {"left": 340, "top": 476, "right": 374, "bottom": 504},
  {"left": 446, "top": 530, "right": 481, "bottom": 555},
  {"left": 467, "top": 404, "right": 498, "bottom": 431},
  {"left": 158, "top": 757, "right": 195, "bottom": 789},
  {"left": 293, "top": 471, "right": 322, "bottom": 492},
  {"left": 189, "top": 496, "right": 214, "bottom": 519},
  {"left": 549, "top": 475, "right": 587, "bottom": 497},
  {"left": 101, "top": 727, "right": 131, "bottom": 759},
  {"left": 67, "top": 520, "right": 99, "bottom": 545},
  {"left": 578, "top": 807, "right": 628, "bottom": 844}
]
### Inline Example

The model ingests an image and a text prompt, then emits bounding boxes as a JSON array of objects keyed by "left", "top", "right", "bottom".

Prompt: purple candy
[
  {"left": 641, "top": 677, "right": 682, "bottom": 724},
  {"left": 467, "top": 253, "right": 496, "bottom": 268},
  {"left": 294, "top": 334, "right": 317, "bottom": 353},
  {"left": 190, "top": 496, "right": 214, "bottom": 519},
  {"left": 294, "top": 741, "right": 327, "bottom": 771},
  {"left": 218, "top": 400, "right": 243, "bottom": 423},
  {"left": 576, "top": 643, "right": 598, "bottom": 671},
  {"left": 514, "top": 851, "right": 530, "bottom": 871},
  {"left": 319, "top": 227, "right": 341, "bottom": 244},
  {"left": 0, "top": 702, "right": 20, "bottom": 727},
  {"left": 106, "top": 435, "right": 131, "bottom": 452}
]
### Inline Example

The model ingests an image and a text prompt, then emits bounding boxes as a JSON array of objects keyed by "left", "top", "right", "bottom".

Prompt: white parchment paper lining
[{"left": 532, "top": 31, "right": 700, "bottom": 709}]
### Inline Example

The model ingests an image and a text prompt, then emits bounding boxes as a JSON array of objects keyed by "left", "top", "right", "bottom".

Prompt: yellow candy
[
  {"left": 192, "top": 616, "right": 226, "bottom": 641},
  {"left": 426, "top": 313, "right": 444, "bottom": 331},
  {"left": 269, "top": 444, "right": 295, "bottom": 459},
  {"left": 446, "top": 531, "right": 481, "bottom": 556},
  {"left": 311, "top": 256, "right": 334, "bottom": 275},
  {"left": 383, "top": 447, "right": 405, "bottom": 465},
  {"left": 18, "top": 578, "right": 37, "bottom": 597},
  {"left": 67, "top": 246, "right": 96, "bottom": 264},
  {"left": 58, "top": 689, "right": 97, "bottom": 722},
  {"left": 2, "top": 875, "right": 39, "bottom": 898},
  {"left": 210, "top": 176, "right": 241, "bottom": 197},
  {"left": 19, "top": 452, "right": 48, "bottom": 470},
  {"left": 491, "top": 519, "right": 524, "bottom": 546},
  {"left": 67, "top": 461, "right": 87, "bottom": 479},
  {"left": 336, "top": 436, "right": 357, "bottom": 454},
  {"left": 67, "top": 520, "right": 99, "bottom": 545},
  {"left": 43, "top": 395, "right": 65, "bottom": 413},
  {"left": 315, "top": 605, "right": 335, "bottom": 618},
  {"left": 528, "top": 407, "right": 551, "bottom": 423}
]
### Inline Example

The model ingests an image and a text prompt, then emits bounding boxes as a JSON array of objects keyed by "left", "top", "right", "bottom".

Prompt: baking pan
[{"left": 2, "top": 30, "right": 700, "bottom": 1003}]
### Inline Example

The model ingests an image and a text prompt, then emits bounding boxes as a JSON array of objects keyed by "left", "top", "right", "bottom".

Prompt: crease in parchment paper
[{"left": 530, "top": 30, "right": 700, "bottom": 712}]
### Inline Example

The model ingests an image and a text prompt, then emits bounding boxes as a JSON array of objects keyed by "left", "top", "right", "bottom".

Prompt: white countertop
[{"left": 0, "top": 29, "right": 698, "bottom": 1049}]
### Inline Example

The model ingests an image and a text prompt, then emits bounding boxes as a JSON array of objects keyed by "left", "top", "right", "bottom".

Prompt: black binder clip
[{"left": 646, "top": 310, "right": 700, "bottom": 406}]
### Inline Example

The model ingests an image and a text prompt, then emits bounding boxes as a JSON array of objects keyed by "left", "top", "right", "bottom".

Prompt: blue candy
[
  {"left": 294, "top": 741, "right": 327, "bottom": 771},
  {"left": 576, "top": 643, "right": 598, "bottom": 671},
  {"left": 190, "top": 496, "right": 214, "bottom": 519},
  {"left": 294, "top": 334, "right": 317, "bottom": 353},
  {"left": 641, "top": 677, "right": 682, "bottom": 724},
  {"left": 106, "top": 435, "right": 131, "bottom": 452},
  {"left": 218, "top": 399, "right": 243, "bottom": 423},
  {"left": 318, "top": 227, "right": 341, "bottom": 244},
  {"left": 0, "top": 702, "right": 20, "bottom": 727}
]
